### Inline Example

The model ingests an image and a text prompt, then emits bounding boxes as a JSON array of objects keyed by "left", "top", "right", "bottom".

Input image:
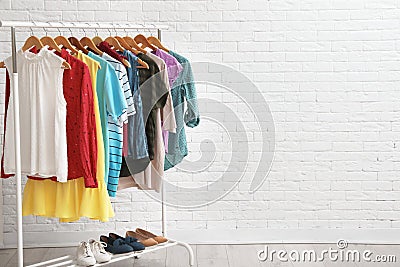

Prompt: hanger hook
[
  {"left": 31, "top": 20, "right": 36, "bottom": 35},
  {"left": 138, "top": 23, "right": 145, "bottom": 33},
  {"left": 97, "top": 23, "right": 102, "bottom": 36},
  {"left": 44, "top": 22, "right": 50, "bottom": 36},
  {"left": 141, "top": 23, "right": 146, "bottom": 34},
  {"left": 43, "top": 27, "right": 47, "bottom": 36},
  {"left": 30, "top": 20, "right": 37, "bottom": 36},
  {"left": 85, "top": 23, "right": 91, "bottom": 37},
  {"left": 145, "top": 24, "right": 151, "bottom": 36},
  {"left": 117, "top": 23, "right": 122, "bottom": 36},
  {"left": 87, "top": 22, "right": 92, "bottom": 36},
  {"left": 151, "top": 23, "right": 157, "bottom": 36},
  {"left": 68, "top": 22, "right": 74, "bottom": 36},
  {"left": 123, "top": 25, "right": 128, "bottom": 36},
  {"left": 58, "top": 22, "right": 65, "bottom": 36},
  {"left": 118, "top": 23, "right": 124, "bottom": 36},
  {"left": 82, "top": 23, "right": 88, "bottom": 37}
]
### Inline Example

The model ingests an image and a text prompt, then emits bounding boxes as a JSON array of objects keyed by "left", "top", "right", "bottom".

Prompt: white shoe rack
[
  {"left": 0, "top": 20, "right": 195, "bottom": 267},
  {"left": 25, "top": 240, "right": 194, "bottom": 267}
]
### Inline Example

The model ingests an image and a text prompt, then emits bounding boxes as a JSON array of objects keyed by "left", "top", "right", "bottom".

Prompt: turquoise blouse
[
  {"left": 88, "top": 52, "right": 127, "bottom": 184},
  {"left": 164, "top": 51, "right": 200, "bottom": 170}
]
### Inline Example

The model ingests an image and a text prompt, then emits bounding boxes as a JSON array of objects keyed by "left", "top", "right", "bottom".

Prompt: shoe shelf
[
  {"left": 26, "top": 240, "right": 194, "bottom": 267},
  {"left": 94, "top": 239, "right": 194, "bottom": 266},
  {"left": 25, "top": 240, "right": 195, "bottom": 267}
]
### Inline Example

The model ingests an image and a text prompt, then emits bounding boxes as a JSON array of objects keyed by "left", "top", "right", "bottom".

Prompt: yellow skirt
[{"left": 23, "top": 175, "right": 114, "bottom": 222}]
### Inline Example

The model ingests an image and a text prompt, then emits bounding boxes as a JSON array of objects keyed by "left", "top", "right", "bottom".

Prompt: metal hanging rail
[
  {"left": 0, "top": 20, "right": 194, "bottom": 267},
  {"left": 0, "top": 21, "right": 169, "bottom": 30}
]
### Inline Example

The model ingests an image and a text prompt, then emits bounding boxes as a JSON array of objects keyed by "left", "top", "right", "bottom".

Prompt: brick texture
[{"left": 1, "top": 0, "right": 400, "bottom": 239}]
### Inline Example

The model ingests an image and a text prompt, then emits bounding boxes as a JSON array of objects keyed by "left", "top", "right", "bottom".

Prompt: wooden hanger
[
  {"left": 147, "top": 36, "right": 169, "bottom": 52},
  {"left": 103, "top": 37, "right": 131, "bottom": 68},
  {"left": 92, "top": 36, "right": 103, "bottom": 46},
  {"left": 92, "top": 24, "right": 103, "bottom": 45},
  {"left": 54, "top": 36, "right": 78, "bottom": 55},
  {"left": 114, "top": 36, "right": 149, "bottom": 69},
  {"left": 123, "top": 36, "right": 147, "bottom": 54},
  {"left": 80, "top": 37, "right": 104, "bottom": 56},
  {"left": 22, "top": 35, "right": 43, "bottom": 52},
  {"left": 134, "top": 34, "right": 157, "bottom": 51},
  {"left": 136, "top": 58, "right": 149, "bottom": 69},
  {"left": 40, "top": 36, "right": 62, "bottom": 53},
  {"left": 104, "top": 36, "right": 125, "bottom": 52},
  {"left": 61, "top": 61, "right": 72, "bottom": 70},
  {"left": 68, "top": 37, "right": 89, "bottom": 54},
  {"left": 0, "top": 61, "right": 5, "bottom": 68}
]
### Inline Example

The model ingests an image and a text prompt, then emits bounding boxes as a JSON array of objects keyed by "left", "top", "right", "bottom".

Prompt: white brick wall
[{"left": 1, "top": 0, "right": 400, "bottom": 244}]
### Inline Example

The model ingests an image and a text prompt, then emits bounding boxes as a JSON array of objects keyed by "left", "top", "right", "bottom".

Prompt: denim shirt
[{"left": 122, "top": 50, "right": 149, "bottom": 160}]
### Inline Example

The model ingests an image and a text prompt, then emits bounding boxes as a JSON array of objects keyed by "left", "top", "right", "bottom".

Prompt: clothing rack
[{"left": 0, "top": 20, "right": 194, "bottom": 267}]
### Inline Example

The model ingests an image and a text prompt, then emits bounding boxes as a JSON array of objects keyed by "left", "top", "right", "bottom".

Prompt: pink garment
[
  {"left": 162, "top": 130, "right": 169, "bottom": 153},
  {"left": 153, "top": 49, "right": 183, "bottom": 86}
]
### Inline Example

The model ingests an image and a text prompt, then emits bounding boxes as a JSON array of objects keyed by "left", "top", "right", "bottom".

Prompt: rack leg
[
  {"left": 161, "top": 180, "right": 166, "bottom": 237},
  {"left": 176, "top": 241, "right": 195, "bottom": 266},
  {"left": 158, "top": 28, "right": 167, "bottom": 238},
  {"left": 11, "top": 26, "right": 24, "bottom": 267}
]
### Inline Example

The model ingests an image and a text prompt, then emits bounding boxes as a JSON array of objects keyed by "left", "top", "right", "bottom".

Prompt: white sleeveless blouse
[{"left": 3, "top": 46, "right": 68, "bottom": 182}]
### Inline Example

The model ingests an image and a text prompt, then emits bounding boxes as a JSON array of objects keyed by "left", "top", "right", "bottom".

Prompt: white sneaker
[
  {"left": 89, "top": 239, "right": 112, "bottom": 263},
  {"left": 76, "top": 241, "right": 96, "bottom": 266}
]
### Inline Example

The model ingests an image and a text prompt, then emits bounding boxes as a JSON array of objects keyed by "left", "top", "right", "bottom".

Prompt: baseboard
[{"left": 2, "top": 229, "right": 400, "bottom": 248}]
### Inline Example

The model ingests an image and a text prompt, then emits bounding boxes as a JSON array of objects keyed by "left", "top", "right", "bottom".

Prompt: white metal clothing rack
[{"left": 0, "top": 20, "right": 194, "bottom": 267}]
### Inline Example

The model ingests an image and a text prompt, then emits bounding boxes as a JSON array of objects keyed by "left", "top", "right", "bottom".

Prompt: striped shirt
[{"left": 102, "top": 52, "right": 135, "bottom": 197}]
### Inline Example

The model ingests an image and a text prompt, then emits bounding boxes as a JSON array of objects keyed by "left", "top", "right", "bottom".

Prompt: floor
[{"left": 0, "top": 244, "right": 399, "bottom": 266}]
